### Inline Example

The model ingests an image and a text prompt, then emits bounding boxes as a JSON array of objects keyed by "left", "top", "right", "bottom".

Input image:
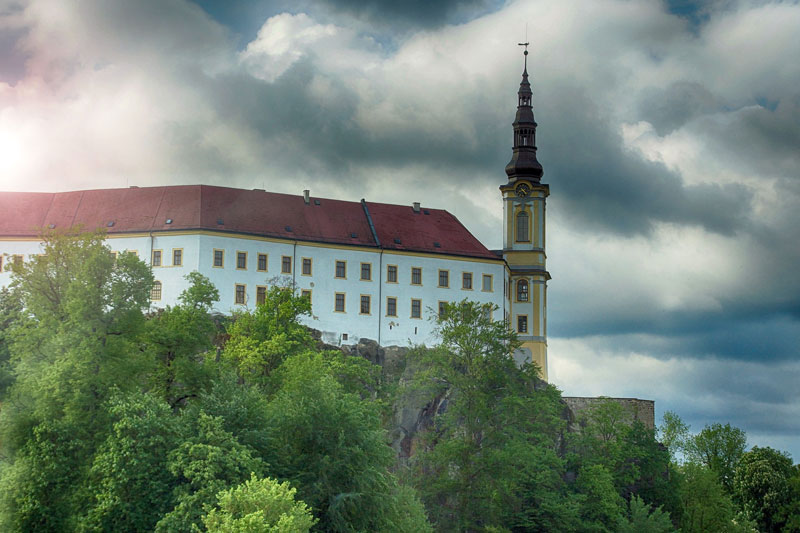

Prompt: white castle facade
[{"left": 0, "top": 57, "right": 551, "bottom": 377}]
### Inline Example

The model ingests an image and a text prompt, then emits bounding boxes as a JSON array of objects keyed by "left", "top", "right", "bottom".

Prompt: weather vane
[{"left": 518, "top": 24, "right": 530, "bottom": 69}]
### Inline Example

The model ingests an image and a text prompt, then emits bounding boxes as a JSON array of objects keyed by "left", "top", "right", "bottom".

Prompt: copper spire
[{"left": 505, "top": 46, "right": 544, "bottom": 182}]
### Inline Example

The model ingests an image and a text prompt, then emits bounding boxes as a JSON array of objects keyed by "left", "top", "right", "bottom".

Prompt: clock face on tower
[{"left": 515, "top": 183, "right": 531, "bottom": 198}]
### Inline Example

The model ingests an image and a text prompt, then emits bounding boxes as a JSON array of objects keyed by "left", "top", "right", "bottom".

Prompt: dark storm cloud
[
  {"left": 637, "top": 81, "right": 722, "bottom": 135},
  {"left": 538, "top": 84, "right": 752, "bottom": 236},
  {"left": 552, "top": 312, "right": 800, "bottom": 362},
  {"left": 199, "top": 56, "right": 508, "bottom": 183},
  {"left": 309, "top": 0, "right": 501, "bottom": 27},
  {"left": 694, "top": 94, "right": 800, "bottom": 177}
]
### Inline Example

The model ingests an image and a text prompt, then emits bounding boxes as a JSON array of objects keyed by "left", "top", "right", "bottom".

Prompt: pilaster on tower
[{"left": 501, "top": 48, "right": 551, "bottom": 380}]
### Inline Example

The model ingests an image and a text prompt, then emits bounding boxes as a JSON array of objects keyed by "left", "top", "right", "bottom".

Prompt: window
[
  {"left": 235, "top": 284, "right": 246, "bottom": 305},
  {"left": 152, "top": 250, "right": 162, "bottom": 267},
  {"left": 517, "top": 279, "right": 529, "bottom": 302},
  {"left": 257, "top": 253, "right": 268, "bottom": 272},
  {"left": 13, "top": 254, "right": 23, "bottom": 268},
  {"left": 410, "top": 299, "right": 422, "bottom": 319},
  {"left": 0, "top": 255, "right": 3, "bottom": 271},
  {"left": 172, "top": 249, "right": 182, "bottom": 267},
  {"left": 387, "top": 265, "right": 398, "bottom": 283},
  {"left": 360, "top": 262, "right": 372, "bottom": 281},
  {"left": 411, "top": 267, "right": 422, "bottom": 285},
  {"left": 360, "top": 295, "right": 371, "bottom": 315},
  {"left": 516, "top": 211, "right": 530, "bottom": 242},
  {"left": 462, "top": 272, "right": 473, "bottom": 290},
  {"left": 438, "top": 301, "right": 448, "bottom": 319},
  {"left": 151, "top": 280, "right": 162, "bottom": 301},
  {"left": 127, "top": 250, "right": 138, "bottom": 257},
  {"left": 482, "top": 274, "right": 493, "bottom": 292},
  {"left": 213, "top": 249, "right": 224, "bottom": 268},
  {"left": 281, "top": 256, "right": 292, "bottom": 274},
  {"left": 237, "top": 251, "right": 247, "bottom": 270},
  {"left": 335, "top": 292, "right": 346, "bottom": 312},
  {"left": 335, "top": 260, "right": 346, "bottom": 279},
  {"left": 302, "top": 258, "right": 312, "bottom": 276},
  {"left": 517, "top": 315, "right": 528, "bottom": 333},
  {"left": 256, "top": 286, "right": 267, "bottom": 305},
  {"left": 483, "top": 307, "right": 493, "bottom": 321},
  {"left": 386, "top": 297, "right": 397, "bottom": 317},
  {"left": 438, "top": 269, "right": 449, "bottom": 288},
  {"left": 301, "top": 289, "right": 312, "bottom": 306},
  {"left": 109, "top": 251, "right": 117, "bottom": 261}
]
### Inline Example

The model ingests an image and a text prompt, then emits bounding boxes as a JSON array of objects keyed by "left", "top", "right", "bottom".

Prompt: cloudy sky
[{"left": 1, "top": 0, "right": 798, "bottom": 457}]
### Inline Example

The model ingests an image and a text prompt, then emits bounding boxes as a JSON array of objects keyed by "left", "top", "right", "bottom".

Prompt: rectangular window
[
  {"left": 256, "top": 286, "right": 267, "bottom": 305},
  {"left": 516, "top": 211, "right": 530, "bottom": 242},
  {"left": 151, "top": 281, "right": 162, "bottom": 301},
  {"left": 360, "top": 295, "right": 371, "bottom": 315},
  {"left": 301, "top": 289, "right": 312, "bottom": 307},
  {"left": 438, "top": 301, "right": 447, "bottom": 319},
  {"left": 152, "top": 249, "right": 162, "bottom": 267},
  {"left": 12, "top": 254, "right": 23, "bottom": 268},
  {"left": 438, "top": 269, "right": 449, "bottom": 288},
  {"left": 0, "top": 256, "right": 3, "bottom": 271},
  {"left": 411, "top": 267, "right": 422, "bottom": 285},
  {"left": 109, "top": 251, "right": 117, "bottom": 261},
  {"left": 482, "top": 274, "right": 493, "bottom": 292},
  {"left": 335, "top": 260, "right": 346, "bottom": 279},
  {"left": 302, "top": 257, "right": 312, "bottom": 276},
  {"left": 235, "top": 284, "right": 246, "bottom": 305},
  {"left": 236, "top": 251, "right": 247, "bottom": 270},
  {"left": 462, "top": 272, "right": 472, "bottom": 290},
  {"left": 386, "top": 297, "right": 397, "bottom": 317},
  {"left": 335, "top": 292, "right": 346, "bottom": 312},
  {"left": 360, "top": 262, "right": 372, "bottom": 281},
  {"left": 213, "top": 249, "right": 224, "bottom": 268},
  {"left": 386, "top": 265, "right": 398, "bottom": 283},
  {"left": 410, "top": 298, "right": 422, "bottom": 319},
  {"left": 257, "top": 253, "right": 268, "bottom": 272},
  {"left": 517, "top": 315, "right": 528, "bottom": 333},
  {"left": 172, "top": 249, "right": 182, "bottom": 267},
  {"left": 128, "top": 250, "right": 138, "bottom": 257},
  {"left": 281, "top": 256, "right": 292, "bottom": 274}
]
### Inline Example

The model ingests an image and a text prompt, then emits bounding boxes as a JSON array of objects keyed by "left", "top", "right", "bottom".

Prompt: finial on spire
[{"left": 518, "top": 41, "right": 529, "bottom": 72}]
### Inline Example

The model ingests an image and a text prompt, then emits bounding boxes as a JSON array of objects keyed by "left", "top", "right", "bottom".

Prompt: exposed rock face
[{"left": 323, "top": 336, "right": 655, "bottom": 463}]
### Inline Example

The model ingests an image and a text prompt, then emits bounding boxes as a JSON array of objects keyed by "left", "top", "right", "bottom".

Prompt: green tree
[
  {"left": 734, "top": 446, "right": 794, "bottom": 533},
  {"left": 658, "top": 411, "right": 690, "bottom": 463},
  {"left": 263, "top": 352, "right": 427, "bottom": 532},
  {"left": 0, "top": 229, "right": 154, "bottom": 531},
  {"left": 80, "top": 392, "right": 181, "bottom": 532},
  {"left": 617, "top": 495, "right": 676, "bottom": 533},
  {"left": 686, "top": 423, "right": 747, "bottom": 493},
  {"left": 678, "top": 462, "right": 755, "bottom": 533},
  {"left": 410, "top": 300, "right": 571, "bottom": 531},
  {"left": 156, "top": 412, "right": 266, "bottom": 532},
  {"left": 0, "top": 287, "right": 21, "bottom": 394},
  {"left": 144, "top": 271, "right": 220, "bottom": 407},
  {"left": 202, "top": 474, "right": 316, "bottom": 533},
  {"left": 222, "top": 284, "right": 313, "bottom": 385},
  {"left": 575, "top": 464, "right": 624, "bottom": 532}
]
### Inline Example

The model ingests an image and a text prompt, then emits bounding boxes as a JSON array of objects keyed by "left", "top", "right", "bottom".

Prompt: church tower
[{"left": 501, "top": 47, "right": 550, "bottom": 379}]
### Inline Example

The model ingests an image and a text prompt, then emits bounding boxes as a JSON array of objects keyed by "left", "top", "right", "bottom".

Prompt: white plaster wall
[{"left": 1, "top": 233, "right": 506, "bottom": 348}]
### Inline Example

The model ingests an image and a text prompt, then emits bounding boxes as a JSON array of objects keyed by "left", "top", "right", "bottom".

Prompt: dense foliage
[{"left": 0, "top": 231, "right": 797, "bottom": 532}]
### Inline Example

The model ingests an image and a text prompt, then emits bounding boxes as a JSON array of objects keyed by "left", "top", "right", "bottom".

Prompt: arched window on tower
[
  {"left": 517, "top": 279, "right": 529, "bottom": 302},
  {"left": 516, "top": 210, "right": 530, "bottom": 242}
]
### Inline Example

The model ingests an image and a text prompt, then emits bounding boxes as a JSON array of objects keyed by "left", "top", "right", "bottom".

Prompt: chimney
[
  {"left": 303, "top": 190, "right": 310, "bottom": 204},
  {"left": 412, "top": 202, "right": 421, "bottom": 213}
]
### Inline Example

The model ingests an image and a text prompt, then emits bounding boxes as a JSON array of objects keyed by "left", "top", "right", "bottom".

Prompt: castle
[{"left": 0, "top": 54, "right": 551, "bottom": 378}]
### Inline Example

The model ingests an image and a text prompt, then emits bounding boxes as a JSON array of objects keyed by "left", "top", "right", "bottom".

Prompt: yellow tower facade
[{"left": 502, "top": 49, "right": 551, "bottom": 379}]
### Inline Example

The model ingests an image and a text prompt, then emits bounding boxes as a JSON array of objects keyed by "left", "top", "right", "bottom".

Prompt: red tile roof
[{"left": 0, "top": 185, "right": 499, "bottom": 260}]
